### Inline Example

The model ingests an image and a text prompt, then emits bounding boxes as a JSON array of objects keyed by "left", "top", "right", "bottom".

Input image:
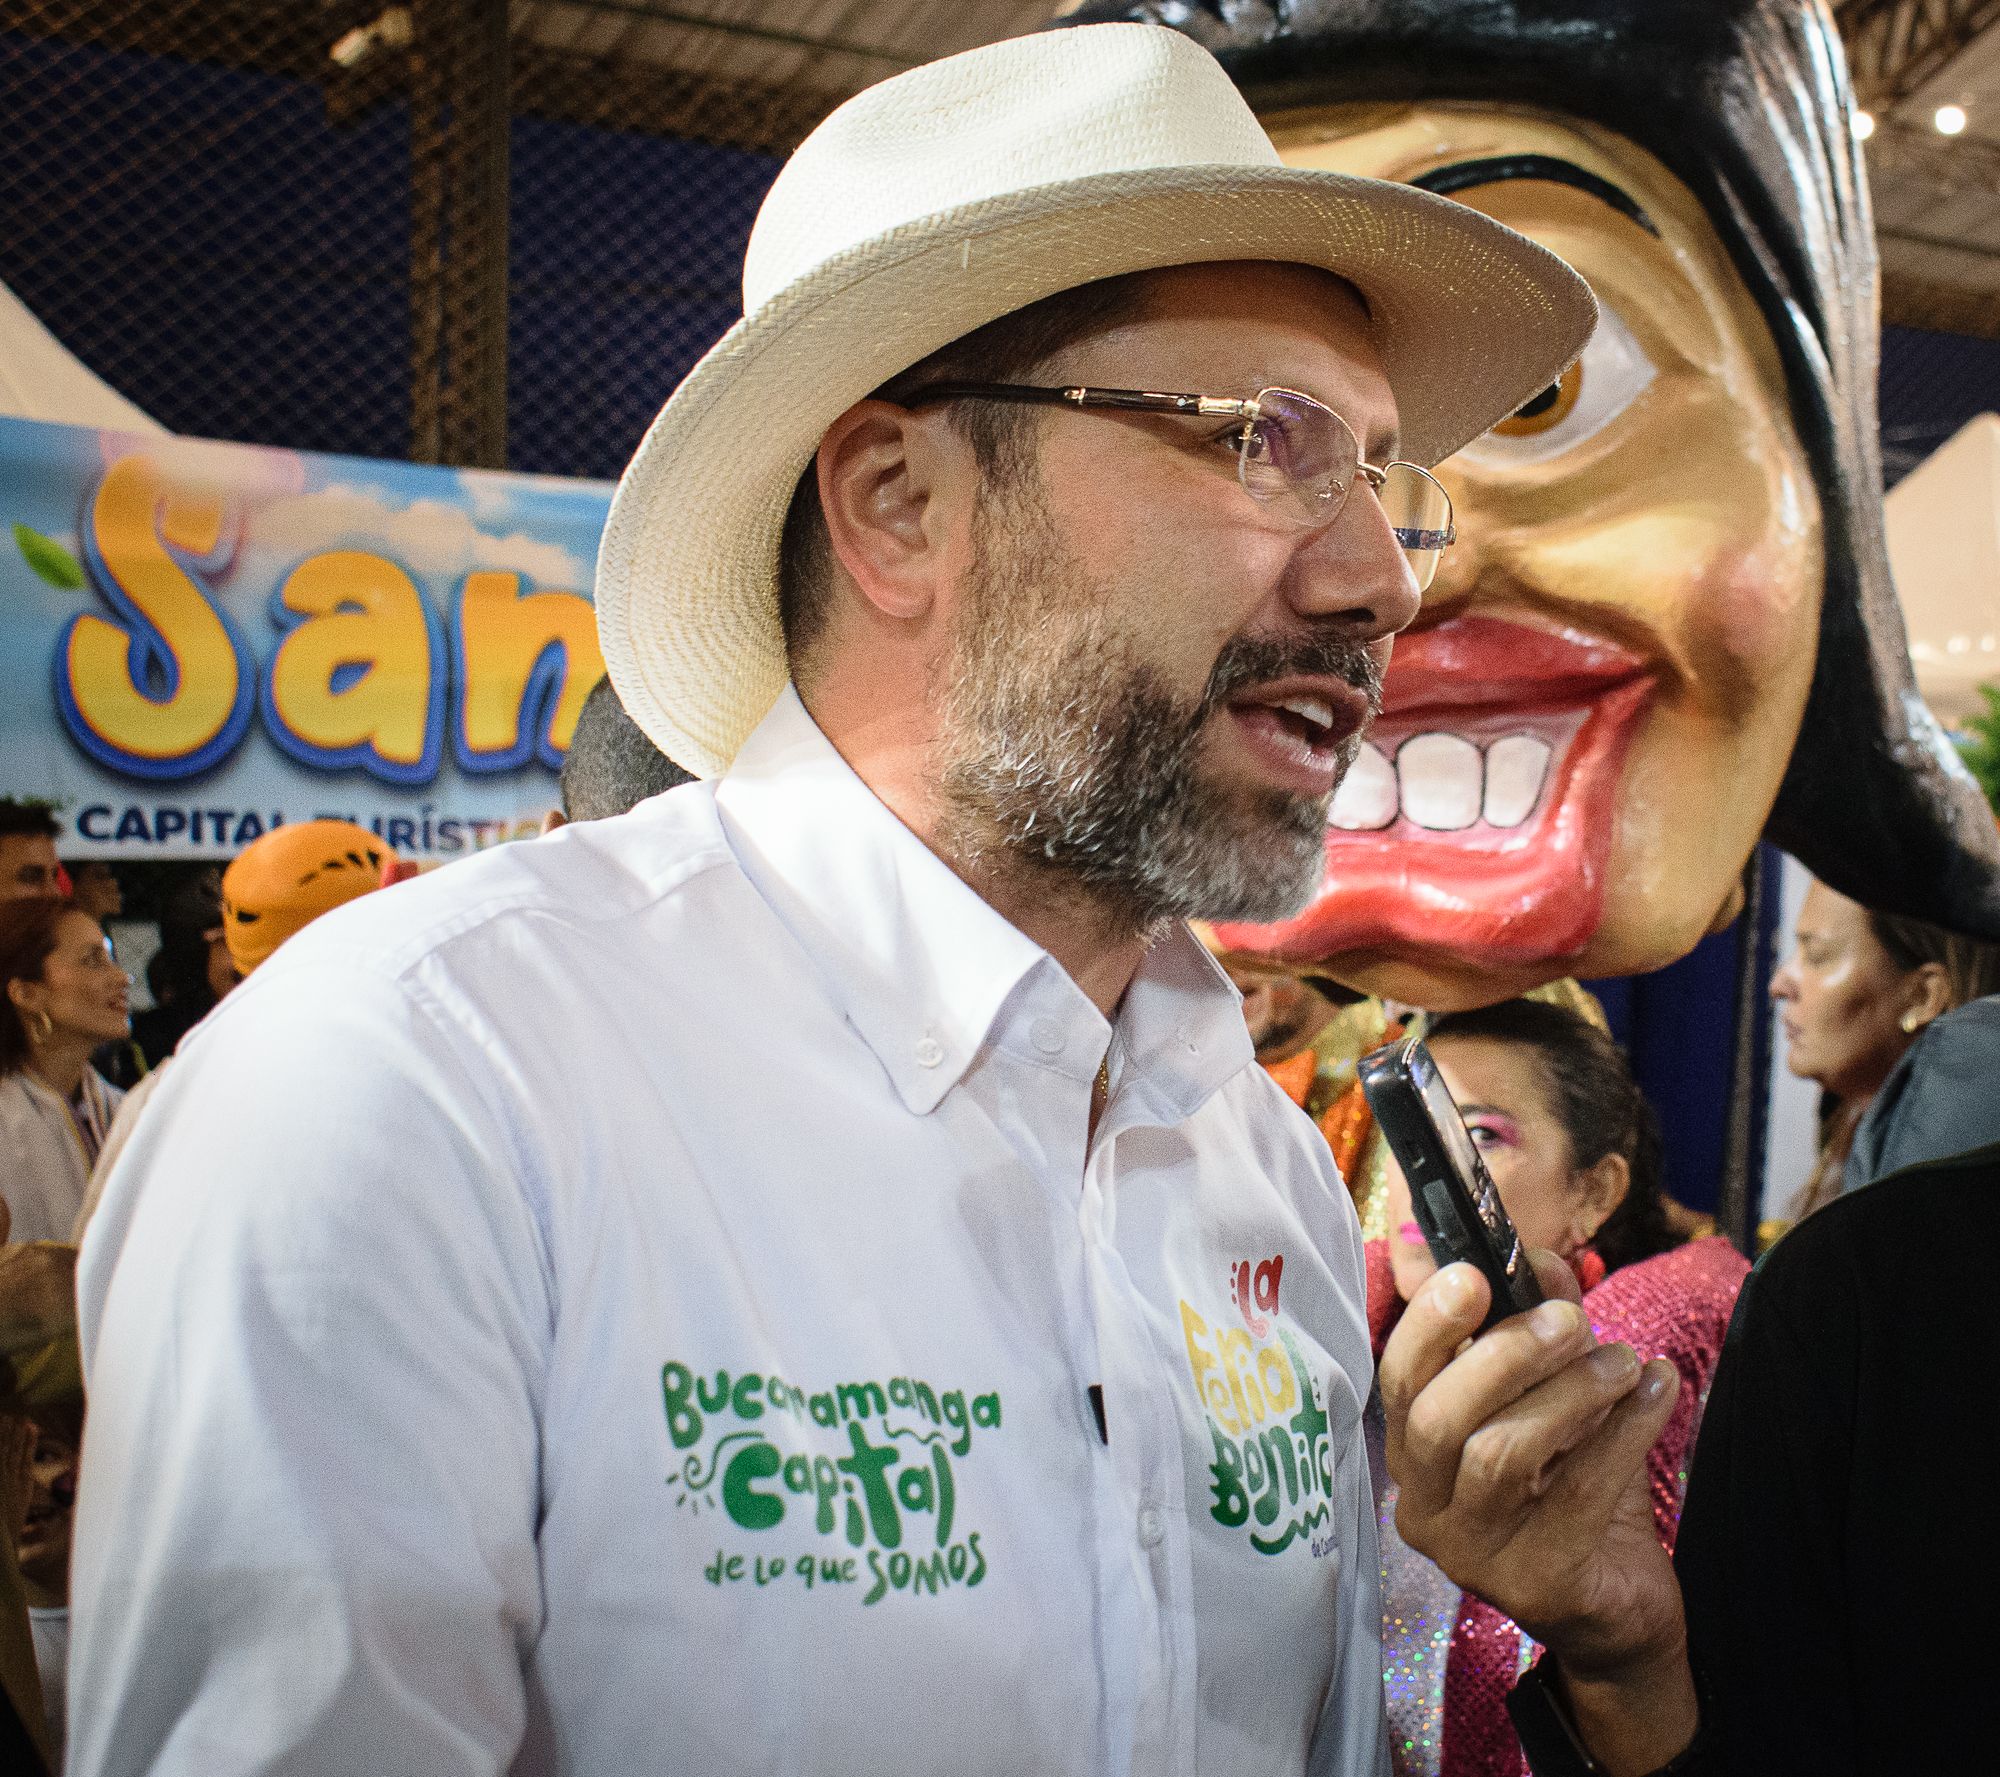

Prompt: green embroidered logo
[
  {"left": 662, "top": 1361, "right": 999, "bottom": 1605},
  {"left": 1180, "top": 1263, "right": 1338, "bottom": 1559}
]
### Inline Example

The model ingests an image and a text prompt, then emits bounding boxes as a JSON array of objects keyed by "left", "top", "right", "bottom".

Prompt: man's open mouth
[
  {"left": 1213, "top": 614, "right": 1656, "bottom": 967},
  {"left": 1224, "top": 676, "right": 1375, "bottom": 791}
]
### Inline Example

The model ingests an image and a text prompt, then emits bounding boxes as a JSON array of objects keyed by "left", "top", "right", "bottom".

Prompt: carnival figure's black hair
[{"left": 1064, "top": 0, "right": 2000, "bottom": 938}]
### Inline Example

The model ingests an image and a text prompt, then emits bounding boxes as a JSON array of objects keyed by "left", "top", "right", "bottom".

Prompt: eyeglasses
[{"left": 902, "top": 381, "right": 1457, "bottom": 591}]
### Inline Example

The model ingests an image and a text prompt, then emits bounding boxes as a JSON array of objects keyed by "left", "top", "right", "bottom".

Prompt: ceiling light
[
  {"left": 330, "top": 7, "right": 412, "bottom": 71},
  {"left": 1935, "top": 104, "right": 1969, "bottom": 136},
  {"left": 1853, "top": 109, "right": 1876, "bottom": 141}
]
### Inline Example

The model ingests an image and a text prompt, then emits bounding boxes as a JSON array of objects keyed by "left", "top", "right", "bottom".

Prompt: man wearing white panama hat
[{"left": 68, "top": 23, "right": 1592, "bottom": 1777}]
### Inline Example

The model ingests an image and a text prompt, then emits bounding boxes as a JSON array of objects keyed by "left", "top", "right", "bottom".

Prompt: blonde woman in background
[{"left": 1771, "top": 875, "right": 2000, "bottom": 1218}]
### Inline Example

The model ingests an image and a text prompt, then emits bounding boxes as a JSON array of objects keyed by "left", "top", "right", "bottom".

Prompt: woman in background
[
  {"left": 0, "top": 900, "right": 130, "bottom": 1245},
  {"left": 1366, "top": 998, "right": 1748, "bottom": 1777},
  {"left": 1769, "top": 875, "right": 2000, "bottom": 1215}
]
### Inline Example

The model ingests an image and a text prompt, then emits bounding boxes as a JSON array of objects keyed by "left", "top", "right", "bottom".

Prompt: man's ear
[{"left": 815, "top": 399, "right": 969, "bottom": 623}]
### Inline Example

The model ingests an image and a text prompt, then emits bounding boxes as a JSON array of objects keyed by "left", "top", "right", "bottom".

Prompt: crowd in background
[
  {"left": 0, "top": 678, "right": 690, "bottom": 1771},
  {"left": 1214, "top": 875, "right": 2000, "bottom": 1775},
  {"left": 6, "top": 679, "right": 2000, "bottom": 1774}
]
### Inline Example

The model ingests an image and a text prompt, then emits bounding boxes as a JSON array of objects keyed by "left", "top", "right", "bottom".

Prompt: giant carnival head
[{"left": 1068, "top": 0, "right": 2000, "bottom": 1006}]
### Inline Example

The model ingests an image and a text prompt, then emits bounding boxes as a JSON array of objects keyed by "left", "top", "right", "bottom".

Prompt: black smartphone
[{"left": 1358, "top": 1033, "right": 1545, "bottom": 1331}]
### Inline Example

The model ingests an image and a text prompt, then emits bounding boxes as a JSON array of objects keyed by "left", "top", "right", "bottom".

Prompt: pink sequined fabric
[{"left": 1367, "top": 1236, "right": 1750, "bottom": 1777}]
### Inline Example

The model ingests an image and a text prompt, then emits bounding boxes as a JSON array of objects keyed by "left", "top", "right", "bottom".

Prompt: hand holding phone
[{"left": 1359, "top": 1034, "right": 1545, "bottom": 1331}]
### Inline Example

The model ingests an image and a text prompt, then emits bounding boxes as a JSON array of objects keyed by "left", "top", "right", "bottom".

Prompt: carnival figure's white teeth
[
  {"left": 1397, "top": 732, "right": 1484, "bottom": 830},
  {"left": 1483, "top": 734, "right": 1554, "bottom": 828},
  {"left": 1327, "top": 728, "right": 1560, "bottom": 834},
  {"left": 1329, "top": 741, "right": 1398, "bottom": 829}
]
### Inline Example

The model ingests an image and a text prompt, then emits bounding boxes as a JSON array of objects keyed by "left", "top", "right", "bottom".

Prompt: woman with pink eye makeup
[{"left": 1363, "top": 999, "right": 1748, "bottom": 1777}]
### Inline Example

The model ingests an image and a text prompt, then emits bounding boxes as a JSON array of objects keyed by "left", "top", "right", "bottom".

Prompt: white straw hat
[{"left": 596, "top": 21, "right": 1595, "bottom": 777}]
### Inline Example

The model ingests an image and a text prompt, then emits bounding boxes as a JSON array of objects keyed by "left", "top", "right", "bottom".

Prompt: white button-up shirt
[{"left": 71, "top": 687, "right": 1388, "bottom": 1777}]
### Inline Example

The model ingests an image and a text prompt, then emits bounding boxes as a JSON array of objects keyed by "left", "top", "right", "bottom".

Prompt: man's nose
[{"left": 1283, "top": 490, "right": 1424, "bottom": 642}]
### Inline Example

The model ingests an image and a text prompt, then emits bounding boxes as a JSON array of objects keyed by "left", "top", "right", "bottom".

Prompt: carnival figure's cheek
[
  {"left": 1691, "top": 543, "right": 1820, "bottom": 714},
  {"left": 1238, "top": 105, "right": 1825, "bottom": 1007}
]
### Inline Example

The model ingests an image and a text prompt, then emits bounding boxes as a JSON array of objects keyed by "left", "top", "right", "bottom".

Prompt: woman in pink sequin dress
[{"left": 1364, "top": 999, "right": 1748, "bottom": 1777}]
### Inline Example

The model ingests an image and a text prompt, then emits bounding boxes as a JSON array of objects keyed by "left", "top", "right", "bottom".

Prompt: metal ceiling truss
[{"left": 1839, "top": 0, "right": 2000, "bottom": 105}]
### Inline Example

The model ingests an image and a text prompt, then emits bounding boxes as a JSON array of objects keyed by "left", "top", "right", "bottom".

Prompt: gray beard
[{"left": 933, "top": 485, "right": 1380, "bottom": 935}]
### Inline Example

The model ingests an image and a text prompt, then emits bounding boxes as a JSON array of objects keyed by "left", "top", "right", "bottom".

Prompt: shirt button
[
  {"left": 1029, "top": 1017, "right": 1066, "bottom": 1056},
  {"left": 1137, "top": 1504, "right": 1165, "bottom": 1549},
  {"left": 914, "top": 1036, "right": 945, "bottom": 1068}
]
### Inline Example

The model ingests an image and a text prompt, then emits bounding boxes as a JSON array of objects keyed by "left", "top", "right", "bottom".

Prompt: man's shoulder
[
  {"left": 265, "top": 784, "right": 740, "bottom": 984},
  {"left": 1209, "top": 1057, "right": 1356, "bottom": 1207}
]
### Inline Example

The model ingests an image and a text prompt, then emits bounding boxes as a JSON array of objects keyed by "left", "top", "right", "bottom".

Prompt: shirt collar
[{"left": 713, "top": 687, "right": 1252, "bottom": 1119}]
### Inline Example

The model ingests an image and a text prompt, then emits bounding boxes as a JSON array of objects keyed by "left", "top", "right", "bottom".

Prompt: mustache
[{"left": 1199, "top": 632, "right": 1384, "bottom": 720}]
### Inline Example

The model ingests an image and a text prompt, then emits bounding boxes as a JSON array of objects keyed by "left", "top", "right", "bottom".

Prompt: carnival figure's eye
[
  {"left": 1493, "top": 367, "right": 1581, "bottom": 435},
  {"left": 1458, "top": 299, "right": 1657, "bottom": 467}
]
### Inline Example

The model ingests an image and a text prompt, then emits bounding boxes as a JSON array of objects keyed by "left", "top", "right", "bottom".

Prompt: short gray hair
[{"left": 560, "top": 677, "right": 694, "bottom": 820}]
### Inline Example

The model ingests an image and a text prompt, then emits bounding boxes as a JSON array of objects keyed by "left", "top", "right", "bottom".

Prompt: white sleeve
[
  {"left": 68, "top": 957, "right": 553, "bottom": 1777},
  {"left": 1307, "top": 1409, "right": 1392, "bottom": 1777}
]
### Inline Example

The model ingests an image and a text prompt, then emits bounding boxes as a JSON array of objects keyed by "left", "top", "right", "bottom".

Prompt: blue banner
[{"left": 2, "top": 417, "right": 613, "bottom": 857}]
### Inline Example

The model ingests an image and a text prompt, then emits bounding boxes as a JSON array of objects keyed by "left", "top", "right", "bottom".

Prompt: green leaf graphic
[
  {"left": 13, "top": 523, "right": 85, "bottom": 590},
  {"left": 1955, "top": 681, "right": 2000, "bottom": 818}
]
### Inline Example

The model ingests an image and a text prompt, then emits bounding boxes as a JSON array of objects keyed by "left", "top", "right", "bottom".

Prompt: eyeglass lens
[
  {"left": 1376, "top": 464, "right": 1453, "bottom": 593},
  {"left": 1237, "top": 387, "right": 1355, "bottom": 526},
  {"left": 1235, "top": 390, "right": 1454, "bottom": 592}
]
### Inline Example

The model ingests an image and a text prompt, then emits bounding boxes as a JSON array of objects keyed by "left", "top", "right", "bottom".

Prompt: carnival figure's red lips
[{"left": 1213, "top": 614, "right": 1656, "bottom": 966}]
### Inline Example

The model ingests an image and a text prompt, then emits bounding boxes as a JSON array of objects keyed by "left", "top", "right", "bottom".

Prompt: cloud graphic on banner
[
  {"left": 243, "top": 482, "right": 592, "bottom": 593},
  {"left": 100, "top": 431, "right": 306, "bottom": 502},
  {"left": 4, "top": 414, "right": 611, "bottom": 859}
]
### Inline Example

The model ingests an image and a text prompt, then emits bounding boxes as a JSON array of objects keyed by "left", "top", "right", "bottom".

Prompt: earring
[
  {"left": 1566, "top": 1235, "right": 1607, "bottom": 1293},
  {"left": 1900, "top": 1010, "right": 1924, "bottom": 1034}
]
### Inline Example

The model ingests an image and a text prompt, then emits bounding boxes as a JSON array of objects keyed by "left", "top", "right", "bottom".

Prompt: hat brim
[{"left": 596, "top": 164, "right": 1596, "bottom": 777}]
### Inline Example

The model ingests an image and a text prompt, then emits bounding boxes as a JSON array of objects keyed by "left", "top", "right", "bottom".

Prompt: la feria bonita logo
[
  {"left": 662, "top": 1360, "right": 1000, "bottom": 1608},
  {"left": 1181, "top": 1253, "right": 1340, "bottom": 1559}
]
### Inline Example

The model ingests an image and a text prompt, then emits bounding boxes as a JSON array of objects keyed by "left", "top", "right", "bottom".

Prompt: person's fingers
[
  {"left": 1389, "top": 1289, "right": 1600, "bottom": 1519},
  {"left": 1539, "top": 1357, "right": 1682, "bottom": 1531},
  {"left": 1444, "top": 1339, "right": 1651, "bottom": 1520},
  {"left": 1397, "top": 1307, "right": 1618, "bottom": 1518},
  {"left": 1526, "top": 1247, "right": 1581, "bottom": 1306},
  {"left": 1381, "top": 1262, "right": 1490, "bottom": 1420},
  {"left": 1380, "top": 1262, "right": 1490, "bottom": 1512}
]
